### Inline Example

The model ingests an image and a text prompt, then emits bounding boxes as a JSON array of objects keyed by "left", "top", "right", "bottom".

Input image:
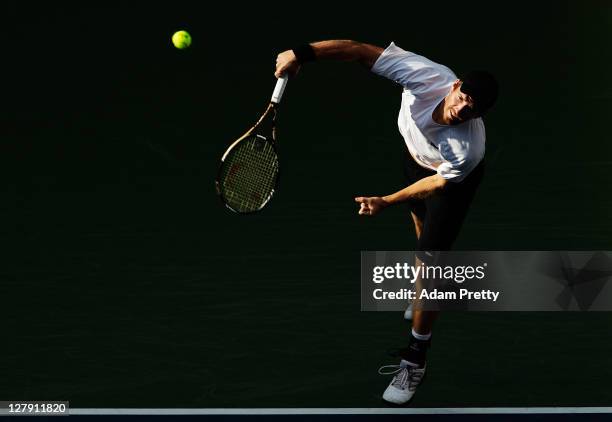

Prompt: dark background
[{"left": 1, "top": 1, "right": 611, "bottom": 408}]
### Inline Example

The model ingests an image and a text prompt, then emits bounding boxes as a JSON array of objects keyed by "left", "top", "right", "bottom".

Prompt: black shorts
[{"left": 403, "top": 151, "right": 484, "bottom": 251}]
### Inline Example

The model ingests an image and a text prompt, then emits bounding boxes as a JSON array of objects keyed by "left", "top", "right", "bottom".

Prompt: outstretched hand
[
  {"left": 354, "top": 196, "right": 390, "bottom": 216},
  {"left": 275, "top": 50, "right": 301, "bottom": 78}
]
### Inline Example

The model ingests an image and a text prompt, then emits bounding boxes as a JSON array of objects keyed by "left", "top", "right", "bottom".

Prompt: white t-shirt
[{"left": 371, "top": 42, "right": 485, "bottom": 182}]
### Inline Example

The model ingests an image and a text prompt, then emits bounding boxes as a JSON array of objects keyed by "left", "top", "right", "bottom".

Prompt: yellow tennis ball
[{"left": 172, "top": 30, "right": 192, "bottom": 50}]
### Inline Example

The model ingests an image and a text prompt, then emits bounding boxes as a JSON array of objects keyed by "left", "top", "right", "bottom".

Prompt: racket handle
[{"left": 271, "top": 75, "right": 288, "bottom": 104}]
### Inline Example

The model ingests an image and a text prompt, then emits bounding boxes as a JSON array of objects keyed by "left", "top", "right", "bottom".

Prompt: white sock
[{"left": 412, "top": 328, "right": 431, "bottom": 341}]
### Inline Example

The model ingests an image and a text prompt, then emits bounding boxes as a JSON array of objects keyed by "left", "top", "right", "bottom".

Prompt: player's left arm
[{"left": 354, "top": 175, "right": 448, "bottom": 216}]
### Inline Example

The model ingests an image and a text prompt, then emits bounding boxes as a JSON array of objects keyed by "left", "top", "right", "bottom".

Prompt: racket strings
[{"left": 219, "top": 135, "right": 279, "bottom": 213}]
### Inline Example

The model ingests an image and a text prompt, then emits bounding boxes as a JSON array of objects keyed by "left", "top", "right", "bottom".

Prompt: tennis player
[{"left": 275, "top": 40, "right": 498, "bottom": 405}]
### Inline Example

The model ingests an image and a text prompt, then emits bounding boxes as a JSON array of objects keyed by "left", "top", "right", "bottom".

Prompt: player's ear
[{"left": 452, "top": 79, "right": 461, "bottom": 90}]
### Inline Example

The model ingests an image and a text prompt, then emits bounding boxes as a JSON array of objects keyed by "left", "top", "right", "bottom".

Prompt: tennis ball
[{"left": 172, "top": 30, "right": 192, "bottom": 50}]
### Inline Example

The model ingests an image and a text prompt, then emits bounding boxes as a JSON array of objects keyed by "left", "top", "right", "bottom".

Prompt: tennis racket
[{"left": 215, "top": 76, "right": 288, "bottom": 214}]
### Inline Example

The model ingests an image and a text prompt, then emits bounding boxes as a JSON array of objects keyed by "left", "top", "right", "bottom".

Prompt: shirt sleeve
[
  {"left": 436, "top": 134, "right": 483, "bottom": 183},
  {"left": 371, "top": 42, "right": 455, "bottom": 96},
  {"left": 436, "top": 140, "right": 470, "bottom": 182}
]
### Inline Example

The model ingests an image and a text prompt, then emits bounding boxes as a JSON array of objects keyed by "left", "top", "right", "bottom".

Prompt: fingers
[
  {"left": 356, "top": 197, "right": 371, "bottom": 216},
  {"left": 275, "top": 64, "right": 300, "bottom": 78},
  {"left": 274, "top": 63, "right": 285, "bottom": 78},
  {"left": 358, "top": 202, "right": 373, "bottom": 216},
  {"left": 275, "top": 52, "right": 286, "bottom": 78},
  {"left": 274, "top": 50, "right": 299, "bottom": 78}
]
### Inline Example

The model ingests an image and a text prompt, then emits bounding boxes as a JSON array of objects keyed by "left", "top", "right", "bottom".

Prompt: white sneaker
[
  {"left": 404, "top": 302, "right": 413, "bottom": 320},
  {"left": 379, "top": 359, "right": 426, "bottom": 405}
]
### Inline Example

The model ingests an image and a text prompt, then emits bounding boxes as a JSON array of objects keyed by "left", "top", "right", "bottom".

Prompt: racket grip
[{"left": 271, "top": 75, "right": 288, "bottom": 104}]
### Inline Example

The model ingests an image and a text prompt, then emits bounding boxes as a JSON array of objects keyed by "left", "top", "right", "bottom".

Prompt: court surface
[{"left": 2, "top": 1, "right": 611, "bottom": 408}]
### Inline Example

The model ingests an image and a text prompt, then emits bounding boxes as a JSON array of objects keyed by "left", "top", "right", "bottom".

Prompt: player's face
[{"left": 444, "top": 80, "right": 478, "bottom": 125}]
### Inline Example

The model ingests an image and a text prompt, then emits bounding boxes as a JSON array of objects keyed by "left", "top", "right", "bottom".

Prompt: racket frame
[
  {"left": 216, "top": 76, "right": 288, "bottom": 214},
  {"left": 215, "top": 103, "right": 280, "bottom": 214}
]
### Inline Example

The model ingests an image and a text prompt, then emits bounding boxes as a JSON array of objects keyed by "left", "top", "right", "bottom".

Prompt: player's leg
[
  {"left": 412, "top": 310, "right": 438, "bottom": 336},
  {"left": 410, "top": 211, "right": 423, "bottom": 240},
  {"left": 382, "top": 153, "right": 433, "bottom": 404},
  {"left": 382, "top": 211, "right": 462, "bottom": 404},
  {"left": 403, "top": 148, "right": 428, "bottom": 321},
  {"left": 403, "top": 150, "right": 428, "bottom": 242},
  {"left": 404, "top": 211, "right": 424, "bottom": 321},
  {"left": 411, "top": 161, "right": 485, "bottom": 331},
  {"left": 382, "top": 161, "right": 485, "bottom": 405},
  {"left": 409, "top": 161, "right": 485, "bottom": 370}
]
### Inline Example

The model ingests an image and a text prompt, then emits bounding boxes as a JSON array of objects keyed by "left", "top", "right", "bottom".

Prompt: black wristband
[{"left": 292, "top": 43, "right": 316, "bottom": 64}]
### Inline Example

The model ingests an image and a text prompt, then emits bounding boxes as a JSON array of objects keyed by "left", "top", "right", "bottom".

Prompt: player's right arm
[
  {"left": 275, "top": 40, "right": 383, "bottom": 77},
  {"left": 354, "top": 175, "right": 448, "bottom": 216}
]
